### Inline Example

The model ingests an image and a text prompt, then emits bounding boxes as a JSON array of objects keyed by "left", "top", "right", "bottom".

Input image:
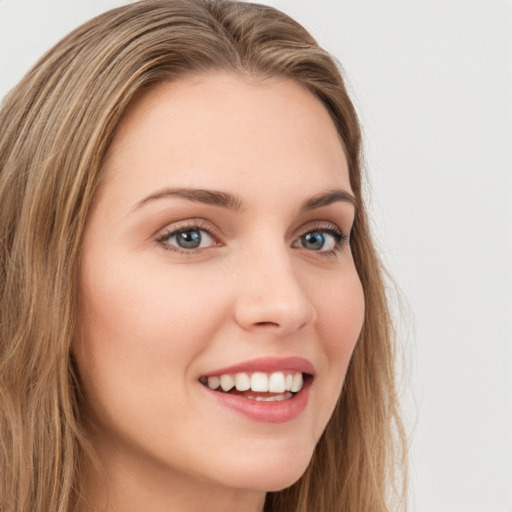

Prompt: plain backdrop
[{"left": 1, "top": 1, "right": 511, "bottom": 511}]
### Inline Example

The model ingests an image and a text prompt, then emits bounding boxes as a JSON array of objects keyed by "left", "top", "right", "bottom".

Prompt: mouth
[
  {"left": 198, "top": 357, "right": 316, "bottom": 424},
  {"left": 199, "top": 370, "right": 313, "bottom": 402},
  {"left": 198, "top": 357, "right": 315, "bottom": 423}
]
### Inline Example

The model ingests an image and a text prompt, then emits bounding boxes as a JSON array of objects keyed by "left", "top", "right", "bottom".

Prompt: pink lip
[
  {"left": 199, "top": 357, "right": 314, "bottom": 424},
  {"left": 201, "top": 356, "right": 315, "bottom": 377},
  {"left": 201, "top": 378, "right": 312, "bottom": 423}
]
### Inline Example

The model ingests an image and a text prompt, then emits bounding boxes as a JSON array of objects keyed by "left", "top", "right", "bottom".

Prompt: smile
[
  {"left": 199, "top": 371, "right": 306, "bottom": 402},
  {"left": 198, "top": 357, "right": 314, "bottom": 422}
]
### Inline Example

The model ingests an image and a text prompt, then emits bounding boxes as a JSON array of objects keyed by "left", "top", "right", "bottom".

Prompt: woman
[{"left": 0, "top": 1, "right": 406, "bottom": 511}]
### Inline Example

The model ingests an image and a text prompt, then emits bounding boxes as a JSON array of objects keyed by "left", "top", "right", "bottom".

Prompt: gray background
[{"left": 1, "top": 1, "right": 511, "bottom": 510}]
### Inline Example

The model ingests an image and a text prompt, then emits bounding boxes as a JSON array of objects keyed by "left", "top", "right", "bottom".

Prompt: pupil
[
  {"left": 177, "top": 230, "right": 201, "bottom": 249},
  {"left": 303, "top": 231, "right": 324, "bottom": 250}
]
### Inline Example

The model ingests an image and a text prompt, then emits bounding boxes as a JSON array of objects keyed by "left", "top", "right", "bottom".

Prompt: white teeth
[
  {"left": 285, "top": 374, "right": 293, "bottom": 391},
  {"left": 220, "top": 374, "right": 235, "bottom": 392},
  {"left": 203, "top": 371, "right": 305, "bottom": 394},
  {"left": 290, "top": 373, "right": 303, "bottom": 393},
  {"left": 235, "top": 372, "right": 251, "bottom": 391},
  {"left": 247, "top": 392, "right": 292, "bottom": 402},
  {"left": 207, "top": 376, "right": 220, "bottom": 390},
  {"left": 269, "top": 372, "right": 286, "bottom": 393},
  {"left": 251, "top": 372, "right": 269, "bottom": 392}
]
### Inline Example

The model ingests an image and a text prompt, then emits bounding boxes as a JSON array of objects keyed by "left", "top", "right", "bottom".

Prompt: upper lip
[{"left": 201, "top": 356, "right": 315, "bottom": 377}]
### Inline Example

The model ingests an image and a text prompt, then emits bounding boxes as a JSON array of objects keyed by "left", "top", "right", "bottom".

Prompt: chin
[
  {"left": 259, "top": 468, "right": 308, "bottom": 493},
  {"left": 227, "top": 467, "right": 308, "bottom": 494},
  {"left": 215, "top": 443, "right": 314, "bottom": 493}
]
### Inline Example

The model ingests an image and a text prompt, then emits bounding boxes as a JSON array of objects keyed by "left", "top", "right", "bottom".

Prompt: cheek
[
  {"left": 311, "top": 267, "right": 365, "bottom": 414},
  {"left": 73, "top": 256, "right": 228, "bottom": 423},
  {"left": 77, "top": 254, "right": 224, "bottom": 353},
  {"left": 317, "top": 266, "right": 365, "bottom": 348}
]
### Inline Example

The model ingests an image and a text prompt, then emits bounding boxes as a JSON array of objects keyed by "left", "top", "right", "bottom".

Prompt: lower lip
[{"left": 201, "top": 379, "right": 312, "bottom": 423}]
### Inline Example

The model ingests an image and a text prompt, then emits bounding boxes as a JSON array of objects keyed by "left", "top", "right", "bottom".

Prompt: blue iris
[
  {"left": 176, "top": 230, "right": 202, "bottom": 249},
  {"left": 301, "top": 231, "right": 325, "bottom": 250}
]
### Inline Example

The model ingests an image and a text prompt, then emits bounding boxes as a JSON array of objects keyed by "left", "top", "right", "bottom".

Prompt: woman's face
[{"left": 74, "top": 72, "right": 365, "bottom": 506}]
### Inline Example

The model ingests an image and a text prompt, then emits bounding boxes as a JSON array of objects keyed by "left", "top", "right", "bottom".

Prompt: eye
[
  {"left": 157, "top": 226, "right": 217, "bottom": 252},
  {"left": 299, "top": 231, "right": 334, "bottom": 251},
  {"left": 293, "top": 226, "right": 348, "bottom": 253}
]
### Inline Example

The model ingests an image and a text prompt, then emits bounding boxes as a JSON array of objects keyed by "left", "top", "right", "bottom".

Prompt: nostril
[{"left": 234, "top": 290, "right": 315, "bottom": 335}]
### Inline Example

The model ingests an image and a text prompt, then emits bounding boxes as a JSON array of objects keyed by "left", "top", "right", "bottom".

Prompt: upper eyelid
[
  {"left": 293, "top": 219, "right": 348, "bottom": 238},
  {"left": 156, "top": 218, "right": 221, "bottom": 239}
]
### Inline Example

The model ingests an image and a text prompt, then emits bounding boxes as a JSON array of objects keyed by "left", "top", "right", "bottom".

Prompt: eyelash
[
  {"left": 155, "top": 220, "right": 221, "bottom": 255},
  {"left": 293, "top": 223, "right": 350, "bottom": 256},
  {"left": 155, "top": 220, "right": 350, "bottom": 256}
]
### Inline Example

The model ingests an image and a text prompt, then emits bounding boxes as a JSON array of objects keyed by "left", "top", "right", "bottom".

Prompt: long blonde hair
[{"left": 0, "top": 1, "right": 407, "bottom": 510}]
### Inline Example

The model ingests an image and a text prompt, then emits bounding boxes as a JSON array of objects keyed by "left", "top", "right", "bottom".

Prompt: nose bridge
[{"left": 233, "top": 235, "right": 316, "bottom": 334}]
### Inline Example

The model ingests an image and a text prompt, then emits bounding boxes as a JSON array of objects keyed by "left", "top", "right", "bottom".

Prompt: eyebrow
[
  {"left": 299, "top": 189, "right": 357, "bottom": 213},
  {"left": 132, "top": 187, "right": 357, "bottom": 213},
  {"left": 133, "top": 187, "right": 245, "bottom": 212}
]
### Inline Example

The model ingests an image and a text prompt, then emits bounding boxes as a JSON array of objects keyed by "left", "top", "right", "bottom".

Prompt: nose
[{"left": 233, "top": 244, "right": 317, "bottom": 336}]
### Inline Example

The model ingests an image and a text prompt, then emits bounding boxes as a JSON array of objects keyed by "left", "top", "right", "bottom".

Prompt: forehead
[{"left": 101, "top": 71, "right": 351, "bottom": 208}]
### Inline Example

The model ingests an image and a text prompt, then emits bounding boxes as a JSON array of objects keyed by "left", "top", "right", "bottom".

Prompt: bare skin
[{"left": 74, "top": 72, "right": 364, "bottom": 512}]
